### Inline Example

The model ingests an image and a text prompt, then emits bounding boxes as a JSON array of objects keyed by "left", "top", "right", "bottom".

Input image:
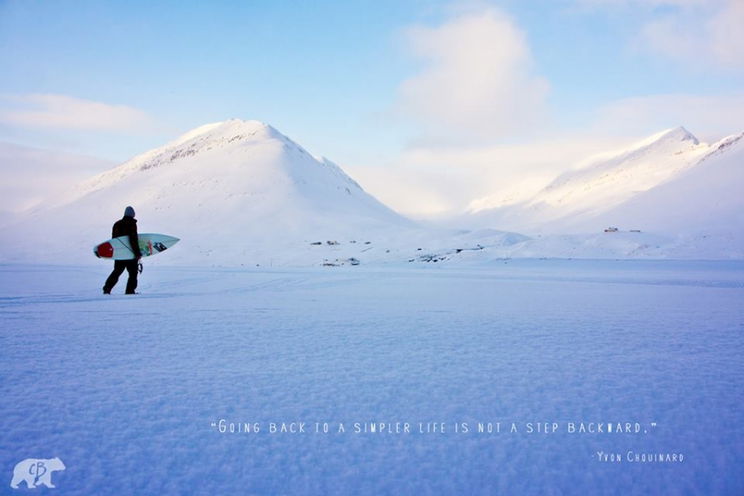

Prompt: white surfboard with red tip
[{"left": 94, "top": 233, "right": 180, "bottom": 260}]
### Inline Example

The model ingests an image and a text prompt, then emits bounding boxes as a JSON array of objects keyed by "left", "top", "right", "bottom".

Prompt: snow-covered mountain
[
  {"left": 3, "top": 121, "right": 742, "bottom": 265},
  {"left": 1, "top": 120, "right": 419, "bottom": 265},
  {"left": 468, "top": 127, "right": 744, "bottom": 239},
  {"left": 587, "top": 132, "right": 744, "bottom": 232}
]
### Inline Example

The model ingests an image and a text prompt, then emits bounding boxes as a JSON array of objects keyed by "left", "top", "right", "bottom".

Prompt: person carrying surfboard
[{"left": 102, "top": 206, "right": 142, "bottom": 295}]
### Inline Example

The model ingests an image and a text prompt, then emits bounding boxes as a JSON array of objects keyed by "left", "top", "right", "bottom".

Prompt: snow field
[{"left": 1, "top": 261, "right": 743, "bottom": 495}]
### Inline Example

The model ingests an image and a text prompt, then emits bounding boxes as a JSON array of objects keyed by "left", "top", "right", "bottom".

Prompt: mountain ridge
[{"left": 467, "top": 126, "right": 743, "bottom": 235}]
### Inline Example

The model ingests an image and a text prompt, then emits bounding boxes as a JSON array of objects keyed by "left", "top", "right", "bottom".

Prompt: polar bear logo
[{"left": 10, "top": 457, "right": 65, "bottom": 489}]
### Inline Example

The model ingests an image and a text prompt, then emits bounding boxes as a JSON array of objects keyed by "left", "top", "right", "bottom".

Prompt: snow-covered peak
[
  {"left": 539, "top": 126, "right": 706, "bottom": 198},
  {"left": 20, "top": 118, "right": 410, "bottom": 264},
  {"left": 648, "top": 126, "right": 699, "bottom": 146},
  {"left": 583, "top": 126, "right": 700, "bottom": 172},
  {"left": 466, "top": 126, "right": 738, "bottom": 234},
  {"left": 69, "top": 119, "right": 316, "bottom": 199},
  {"left": 164, "top": 119, "right": 291, "bottom": 152}
]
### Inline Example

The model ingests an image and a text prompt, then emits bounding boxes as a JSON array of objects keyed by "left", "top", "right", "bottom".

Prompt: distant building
[{"left": 604, "top": 227, "right": 619, "bottom": 233}]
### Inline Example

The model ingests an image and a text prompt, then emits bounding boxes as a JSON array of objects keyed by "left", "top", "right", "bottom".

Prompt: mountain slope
[
  {"left": 469, "top": 127, "right": 743, "bottom": 236},
  {"left": 1, "top": 120, "right": 412, "bottom": 265},
  {"left": 588, "top": 133, "right": 743, "bottom": 231}
]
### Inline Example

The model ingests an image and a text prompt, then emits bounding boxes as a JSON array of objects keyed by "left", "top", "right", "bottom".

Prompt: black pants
[{"left": 104, "top": 260, "right": 138, "bottom": 294}]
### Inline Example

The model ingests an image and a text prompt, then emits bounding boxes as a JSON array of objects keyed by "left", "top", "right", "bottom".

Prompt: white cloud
[
  {"left": 348, "top": 136, "right": 626, "bottom": 218},
  {"left": 0, "top": 142, "right": 114, "bottom": 215},
  {"left": 587, "top": 0, "right": 744, "bottom": 71},
  {"left": 397, "top": 8, "right": 549, "bottom": 142},
  {"left": 703, "top": 0, "right": 744, "bottom": 69},
  {"left": 0, "top": 94, "right": 154, "bottom": 132}
]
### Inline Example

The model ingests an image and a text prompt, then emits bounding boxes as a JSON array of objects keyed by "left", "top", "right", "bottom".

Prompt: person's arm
[{"left": 129, "top": 224, "right": 141, "bottom": 260}]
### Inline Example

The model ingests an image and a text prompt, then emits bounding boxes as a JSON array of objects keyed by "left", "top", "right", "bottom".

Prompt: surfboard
[{"left": 94, "top": 233, "right": 180, "bottom": 260}]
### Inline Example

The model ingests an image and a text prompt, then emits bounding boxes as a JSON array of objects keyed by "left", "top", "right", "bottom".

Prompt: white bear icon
[{"left": 10, "top": 457, "right": 65, "bottom": 489}]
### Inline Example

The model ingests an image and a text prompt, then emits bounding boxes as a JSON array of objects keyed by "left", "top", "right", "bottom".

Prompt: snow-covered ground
[{"left": 2, "top": 260, "right": 742, "bottom": 495}]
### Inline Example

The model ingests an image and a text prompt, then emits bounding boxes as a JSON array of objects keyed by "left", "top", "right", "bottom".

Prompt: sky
[{"left": 1, "top": 0, "right": 742, "bottom": 217}]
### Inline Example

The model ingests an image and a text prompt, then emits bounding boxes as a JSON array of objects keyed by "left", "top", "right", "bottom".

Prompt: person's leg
[
  {"left": 125, "top": 260, "right": 139, "bottom": 294},
  {"left": 103, "top": 261, "right": 126, "bottom": 293}
]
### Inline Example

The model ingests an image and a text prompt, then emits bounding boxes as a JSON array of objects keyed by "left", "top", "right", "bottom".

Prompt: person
[{"left": 102, "top": 206, "right": 142, "bottom": 294}]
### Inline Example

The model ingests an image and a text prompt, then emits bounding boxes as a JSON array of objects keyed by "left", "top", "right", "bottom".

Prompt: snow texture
[{"left": 1, "top": 261, "right": 743, "bottom": 495}]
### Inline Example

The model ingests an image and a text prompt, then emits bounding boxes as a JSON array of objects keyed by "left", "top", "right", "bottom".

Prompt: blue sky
[
  {"left": 1, "top": 0, "right": 742, "bottom": 215},
  {"left": 1, "top": 1, "right": 425, "bottom": 158}
]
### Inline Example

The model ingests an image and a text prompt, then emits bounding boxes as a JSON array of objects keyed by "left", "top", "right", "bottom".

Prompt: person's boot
[{"left": 103, "top": 287, "right": 111, "bottom": 295}]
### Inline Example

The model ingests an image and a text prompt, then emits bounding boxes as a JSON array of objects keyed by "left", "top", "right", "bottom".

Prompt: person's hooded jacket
[{"left": 112, "top": 207, "right": 140, "bottom": 259}]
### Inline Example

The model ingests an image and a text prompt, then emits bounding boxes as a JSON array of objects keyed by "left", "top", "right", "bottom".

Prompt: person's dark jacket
[{"left": 112, "top": 216, "right": 141, "bottom": 259}]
